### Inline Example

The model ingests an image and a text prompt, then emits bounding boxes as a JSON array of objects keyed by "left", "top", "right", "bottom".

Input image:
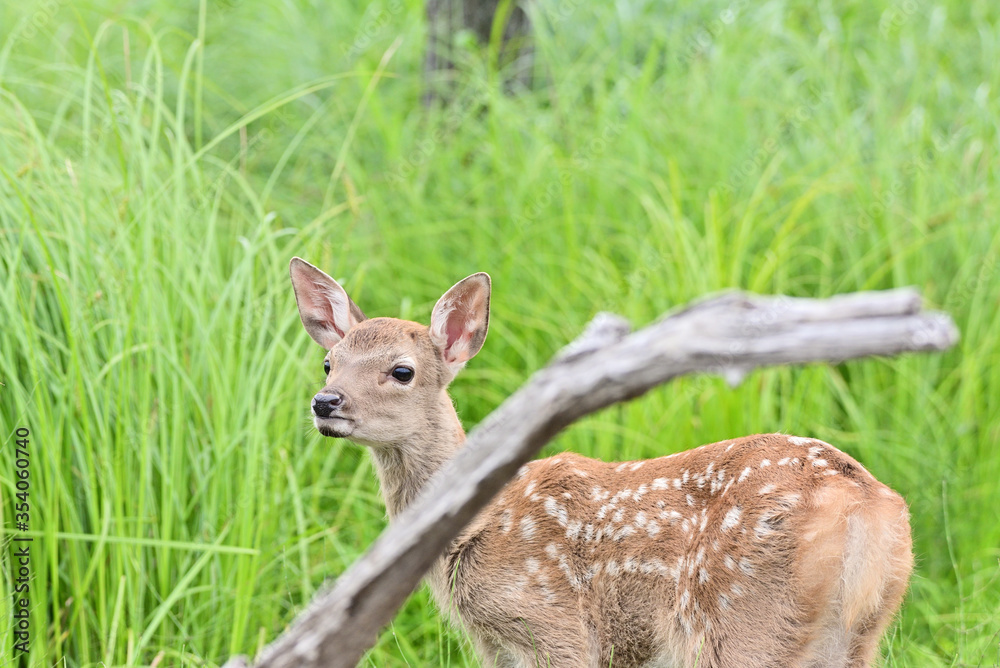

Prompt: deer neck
[{"left": 367, "top": 391, "right": 466, "bottom": 519}]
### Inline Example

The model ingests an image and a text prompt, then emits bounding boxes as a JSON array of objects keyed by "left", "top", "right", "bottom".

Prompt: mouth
[{"left": 314, "top": 416, "right": 355, "bottom": 438}]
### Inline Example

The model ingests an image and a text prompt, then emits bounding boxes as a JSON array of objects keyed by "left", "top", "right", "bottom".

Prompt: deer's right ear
[
  {"left": 430, "top": 272, "right": 491, "bottom": 379},
  {"left": 289, "top": 257, "right": 366, "bottom": 349}
]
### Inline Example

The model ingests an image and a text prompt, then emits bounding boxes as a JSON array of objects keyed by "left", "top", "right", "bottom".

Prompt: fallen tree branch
[{"left": 223, "top": 287, "right": 957, "bottom": 668}]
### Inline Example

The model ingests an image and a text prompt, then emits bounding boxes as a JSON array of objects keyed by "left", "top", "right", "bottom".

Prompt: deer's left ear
[
  {"left": 429, "top": 272, "right": 491, "bottom": 379},
  {"left": 289, "top": 257, "right": 367, "bottom": 349}
]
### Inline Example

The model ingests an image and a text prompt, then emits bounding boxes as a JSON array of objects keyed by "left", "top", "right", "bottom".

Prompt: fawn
[{"left": 289, "top": 258, "right": 913, "bottom": 668}]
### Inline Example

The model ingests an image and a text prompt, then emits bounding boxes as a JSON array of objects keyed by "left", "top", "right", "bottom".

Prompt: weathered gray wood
[{"left": 227, "top": 288, "right": 957, "bottom": 668}]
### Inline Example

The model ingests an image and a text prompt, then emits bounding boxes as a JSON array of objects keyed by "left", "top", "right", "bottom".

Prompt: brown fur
[{"left": 289, "top": 259, "right": 913, "bottom": 668}]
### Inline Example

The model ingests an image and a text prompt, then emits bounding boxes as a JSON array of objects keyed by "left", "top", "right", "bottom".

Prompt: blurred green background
[{"left": 1, "top": 0, "right": 998, "bottom": 665}]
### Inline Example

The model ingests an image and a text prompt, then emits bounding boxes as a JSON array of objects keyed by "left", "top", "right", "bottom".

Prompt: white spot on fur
[
  {"left": 788, "top": 436, "right": 812, "bottom": 446},
  {"left": 738, "top": 467, "right": 752, "bottom": 483},
  {"left": 525, "top": 557, "right": 540, "bottom": 573},
  {"left": 614, "top": 525, "right": 635, "bottom": 541},
  {"left": 662, "top": 510, "right": 683, "bottom": 524},
  {"left": 724, "top": 555, "right": 736, "bottom": 571},
  {"left": 613, "top": 489, "right": 633, "bottom": 503},
  {"left": 812, "top": 459, "right": 828, "bottom": 467},
  {"left": 500, "top": 509, "right": 513, "bottom": 533},
  {"left": 634, "top": 511, "right": 647, "bottom": 527},
  {"left": 680, "top": 589, "right": 690, "bottom": 609},
  {"left": 544, "top": 497, "right": 569, "bottom": 527},
  {"left": 674, "top": 478, "right": 682, "bottom": 489},
  {"left": 808, "top": 446, "right": 824, "bottom": 459},
  {"left": 566, "top": 519, "right": 583, "bottom": 540},
  {"left": 630, "top": 461, "right": 645, "bottom": 471},
  {"left": 777, "top": 457, "right": 790, "bottom": 466},
  {"left": 731, "top": 582, "right": 745, "bottom": 596},
  {"left": 606, "top": 560, "right": 620, "bottom": 576},
  {"left": 574, "top": 468, "right": 589, "bottom": 477},
  {"left": 721, "top": 506, "right": 742, "bottom": 532},
  {"left": 523, "top": 481, "right": 536, "bottom": 497},
  {"left": 739, "top": 557, "right": 754, "bottom": 575},
  {"left": 520, "top": 516, "right": 537, "bottom": 540},
  {"left": 639, "top": 559, "right": 659, "bottom": 575},
  {"left": 719, "top": 593, "right": 731, "bottom": 610},
  {"left": 647, "top": 520, "right": 661, "bottom": 537},
  {"left": 699, "top": 567, "right": 710, "bottom": 584},
  {"left": 824, "top": 468, "right": 839, "bottom": 475},
  {"left": 615, "top": 462, "right": 629, "bottom": 473},
  {"left": 562, "top": 492, "right": 572, "bottom": 499},
  {"left": 652, "top": 477, "right": 669, "bottom": 490},
  {"left": 552, "top": 547, "right": 580, "bottom": 590},
  {"left": 755, "top": 508, "right": 781, "bottom": 539},
  {"left": 686, "top": 494, "right": 695, "bottom": 507},
  {"left": 760, "top": 459, "right": 771, "bottom": 467},
  {"left": 758, "top": 484, "right": 776, "bottom": 495}
]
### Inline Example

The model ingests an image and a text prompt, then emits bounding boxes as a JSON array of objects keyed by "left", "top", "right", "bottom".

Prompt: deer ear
[
  {"left": 430, "top": 272, "right": 491, "bottom": 378},
  {"left": 289, "top": 257, "right": 366, "bottom": 349}
]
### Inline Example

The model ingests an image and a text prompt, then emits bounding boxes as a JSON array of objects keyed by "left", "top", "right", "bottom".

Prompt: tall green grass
[{"left": 0, "top": 0, "right": 998, "bottom": 665}]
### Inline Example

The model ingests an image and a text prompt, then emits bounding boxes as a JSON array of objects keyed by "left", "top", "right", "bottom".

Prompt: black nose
[{"left": 312, "top": 392, "right": 344, "bottom": 418}]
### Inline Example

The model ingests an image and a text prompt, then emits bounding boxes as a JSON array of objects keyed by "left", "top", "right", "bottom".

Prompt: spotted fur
[{"left": 289, "top": 259, "right": 913, "bottom": 668}]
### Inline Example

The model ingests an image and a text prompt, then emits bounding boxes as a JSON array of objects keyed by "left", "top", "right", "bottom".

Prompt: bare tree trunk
[
  {"left": 424, "top": 0, "right": 533, "bottom": 104},
  {"left": 222, "top": 288, "right": 957, "bottom": 668}
]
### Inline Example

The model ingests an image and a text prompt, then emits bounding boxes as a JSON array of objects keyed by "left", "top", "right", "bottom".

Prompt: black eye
[
  {"left": 391, "top": 366, "right": 414, "bottom": 383},
  {"left": 323, "top": 360, "right": 331, "bottom": 375}
]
